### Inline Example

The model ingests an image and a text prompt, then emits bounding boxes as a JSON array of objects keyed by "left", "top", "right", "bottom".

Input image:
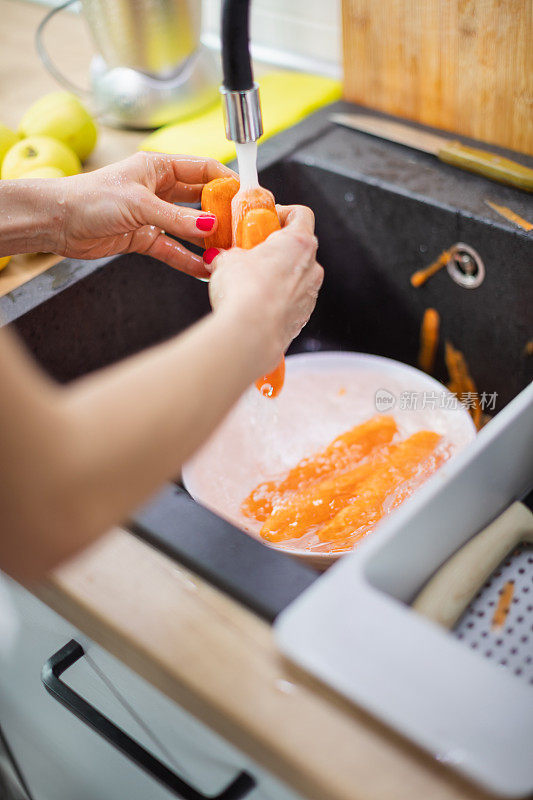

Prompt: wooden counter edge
[{"left": 31, "top": 528, "right": 490, "bottom": 800}]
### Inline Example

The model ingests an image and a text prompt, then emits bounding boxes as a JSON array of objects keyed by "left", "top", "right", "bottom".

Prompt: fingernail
[
  {"left": 203, "top": 247, "right": 220, "bottom": 265},
  {"left": 196, "top": 214, "right": 216, "bottom": 232}
]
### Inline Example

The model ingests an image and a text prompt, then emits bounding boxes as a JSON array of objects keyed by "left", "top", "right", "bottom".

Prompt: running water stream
[{"left": 235, "top": 141, "right": 258, "bottom": 189}]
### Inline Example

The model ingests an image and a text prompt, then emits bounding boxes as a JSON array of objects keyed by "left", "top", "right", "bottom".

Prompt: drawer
[{"left": 0, "top": 577, "right": 304, "bottom": 800}]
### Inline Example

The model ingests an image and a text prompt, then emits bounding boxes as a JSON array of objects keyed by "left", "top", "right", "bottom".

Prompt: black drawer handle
[{"left": 42, "top": 640, "right": 256, "bottom": 800}]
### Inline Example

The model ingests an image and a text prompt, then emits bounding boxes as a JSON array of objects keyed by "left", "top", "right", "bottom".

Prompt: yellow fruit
[
  {"left": 0, "top": 256, "right": 10, "bottom": 273},
  {"left": 22, "top": 166, "right": 66, "bottom": 179},
  {"left": 1, "top": 136, "right": 80, "bottom": 179},
  {"left": 0, "top": 123, "right": 19, "bottom": 171},
  {"left": 19, "top": 92, "right": 97, "bottom": 162}
]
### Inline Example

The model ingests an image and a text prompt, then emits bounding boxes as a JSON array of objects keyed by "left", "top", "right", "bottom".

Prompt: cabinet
[{"left": 0, "top": 577, "right": 304, "bottom": 800}]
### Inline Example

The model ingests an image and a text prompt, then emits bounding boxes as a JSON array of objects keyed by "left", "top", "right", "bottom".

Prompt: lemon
[
  {"left": 1, "top": 136, "right": 81, "bottom": 179},
  {"left": 0, "top": 123, "right": 19, "bottom": 171},
  {"left": 0, "top": 256, "right": 10, "bottom": 273},
  {"left": 22, "top": 166, "right": 66, "bottom": 179},
  {"left": 19, "top": 92, "right": 97, "bottom": 162}
]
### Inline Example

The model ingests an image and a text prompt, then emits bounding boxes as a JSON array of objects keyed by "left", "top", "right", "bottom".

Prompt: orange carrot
[
  {"left": 239, "top": 208, "right": 284, "bottom": 395},
  {"left": 232, "top": 186, "right": 277, "bottom": 247},
  {"left": 418, "top": 308, "right": 440, "bottom": 373},
  {"left": 242, "top": 415, "right": 398, "bottom": 522},
  {"left": 317, "top": 431, "right": 443, "bottom": 544},
  {"left": 201, "top": 176, "right": 240, "bottom": 250},
  {"left": 239, "top": 207, "right": 281, "bottom": 249},
  {"left": 260, "top": 443, "right": 395, "bottom": 543},
  {"left": 235, "top": 202, "right": 285, "bottom": 397}
]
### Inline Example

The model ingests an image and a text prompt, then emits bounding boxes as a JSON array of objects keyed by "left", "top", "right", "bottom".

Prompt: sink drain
[{"left": 447, "top": 243, "right": 485, "bottom": 288}]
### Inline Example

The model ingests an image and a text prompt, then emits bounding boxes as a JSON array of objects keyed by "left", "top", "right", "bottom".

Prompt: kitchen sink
[{"left": 2, "top": 101, "right": 532, "bottom": 620}]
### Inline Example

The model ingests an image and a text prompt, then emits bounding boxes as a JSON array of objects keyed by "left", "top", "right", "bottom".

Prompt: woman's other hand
[
  {"left": 208, "top": 204, "right": 323, "bottom": 375},
  {"left": 52, "top": 152, "right": 235, "bottom": 278}
]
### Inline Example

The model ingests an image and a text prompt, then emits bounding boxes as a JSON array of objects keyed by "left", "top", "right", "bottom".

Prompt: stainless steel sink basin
[{"left": 2, "top": 101, "right": 532, "bottom": 618}]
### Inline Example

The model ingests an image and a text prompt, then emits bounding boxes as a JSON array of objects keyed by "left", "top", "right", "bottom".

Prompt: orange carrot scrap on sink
[
  {"left": 418, "top": 308, "right": 440, "bottom": 374},
  {"left": 316, "top": 431, "right": 444, "bottom": 547},
  {"left": 445, "top": 341, "right": 482, "bottom": 430},
  {"left": 492, "top": 580, "right": 515, "bottom": 630},
  {"left": 485, "top": 201, "right": 533, "bottom": 232},
  {"left": 242, "top": 415, "right": 398, "bottom": 522},
  {"left": 411, "top": 248, "right": 452, "bottom": 288}
]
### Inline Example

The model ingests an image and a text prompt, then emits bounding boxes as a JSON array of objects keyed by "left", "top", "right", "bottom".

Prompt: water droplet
[{"left": 260, "top": 382, "right": 274, "bottom": 398}]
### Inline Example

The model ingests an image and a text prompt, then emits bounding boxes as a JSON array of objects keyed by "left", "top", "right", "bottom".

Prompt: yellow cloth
[{"left": 140, "top": 71, "right": 342, "bottom": 162}]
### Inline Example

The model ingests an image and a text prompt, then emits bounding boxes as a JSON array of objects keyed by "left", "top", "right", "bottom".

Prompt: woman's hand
[
  {"left": 208, "top": 205, "right": 323, "bottom": 374},
  {"left": 0, "top": 152, "right": 235, "bottom": 278},
  {"left": 55, "top": 152, "right": 237, "bottom": 278}
]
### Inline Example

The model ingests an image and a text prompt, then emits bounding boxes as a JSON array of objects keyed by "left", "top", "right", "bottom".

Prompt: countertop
[{"left": 1, "top": 3, "right": 497, "bottom": 799}]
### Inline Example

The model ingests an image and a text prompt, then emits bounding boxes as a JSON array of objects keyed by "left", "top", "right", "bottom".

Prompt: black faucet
[{"left": 220, "top": 0, "right": 263, "bottom": 144}]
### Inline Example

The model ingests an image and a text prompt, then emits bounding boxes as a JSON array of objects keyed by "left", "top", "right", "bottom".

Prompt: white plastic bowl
[{"left": 183, "top": 352, "right": 476, "bottom": 568}]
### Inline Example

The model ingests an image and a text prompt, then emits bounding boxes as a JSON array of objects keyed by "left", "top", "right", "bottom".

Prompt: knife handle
[{"left": 437, "top": 141, "right": 533, "bottom": 192}]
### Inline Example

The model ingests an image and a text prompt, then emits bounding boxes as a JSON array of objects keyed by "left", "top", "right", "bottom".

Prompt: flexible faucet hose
[{"left": 222, "top": 0, "right": 254, "bottom": 91}]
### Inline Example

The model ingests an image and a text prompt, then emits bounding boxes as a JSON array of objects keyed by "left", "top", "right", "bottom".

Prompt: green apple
[
  {"left": 1, "top": 136, "right": 81, "bottom": 179},
  {"left": 0, "top": 123, "right": 19, "bottom": 171},
  {"left": 19, "top": 92, "right": 97, "bottom": 162}
]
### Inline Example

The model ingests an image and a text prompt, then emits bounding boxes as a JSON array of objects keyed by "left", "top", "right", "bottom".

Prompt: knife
[{"left": 330, "top": 112, "right": 533, "bottom": 192}]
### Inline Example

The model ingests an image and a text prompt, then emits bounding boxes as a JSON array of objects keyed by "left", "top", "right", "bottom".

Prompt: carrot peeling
[
  {"left": 485, "top": 201, "right": 533, "bottom": 232},
  {"left": 418, "top": 308, "right": 440, "bottom": 373},
  {"left": 411, "top": 249, "right": 452, "bottom": 288},
  {"left": 445, "top": 341, "right": 482, "bottom": 430},
  {"left": 492, "top": 580, "right": 514, "bottom": 630}
]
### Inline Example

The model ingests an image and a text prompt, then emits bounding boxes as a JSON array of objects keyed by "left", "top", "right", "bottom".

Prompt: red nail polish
[
  {"left": 203, "top": 247, "right": 220, "bottom": 265},
  {"left": 196, "top": 214, "right": 216, "bottom": 232}
]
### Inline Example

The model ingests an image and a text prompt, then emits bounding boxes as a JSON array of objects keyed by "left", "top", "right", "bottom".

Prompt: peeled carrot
[
  {"left": 201, "top": 176, "right": 240, "bottom": 250},
  {"left": 235, "top": 202, "right": 285, "bottom": 397},
  {"left": 418, "top": 307, "right": 440, "bottom": 373},
  {"left": 232, "top": 186, "right": 277, "bottom": 247},
  {"left": 242, "top": 415, "right": 398, "bottom": 522},
  {"left": 239, "top": 207, "right": 281, "bottom": 249},
  {"left": 317, "top": 431, "right": 443, "bottom": 544},
  {"left": 260, "top": 444, "right": 394, "bottom": 543}
]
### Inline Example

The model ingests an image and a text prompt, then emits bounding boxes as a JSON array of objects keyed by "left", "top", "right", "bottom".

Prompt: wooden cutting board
[{"left": 342, "top": 0, "right": 533, "bottom": 155}]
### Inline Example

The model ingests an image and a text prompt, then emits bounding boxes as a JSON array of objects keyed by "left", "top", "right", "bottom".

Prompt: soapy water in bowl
[{"left": 183, "top": 354, "right": 476, "bottom": 557}]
